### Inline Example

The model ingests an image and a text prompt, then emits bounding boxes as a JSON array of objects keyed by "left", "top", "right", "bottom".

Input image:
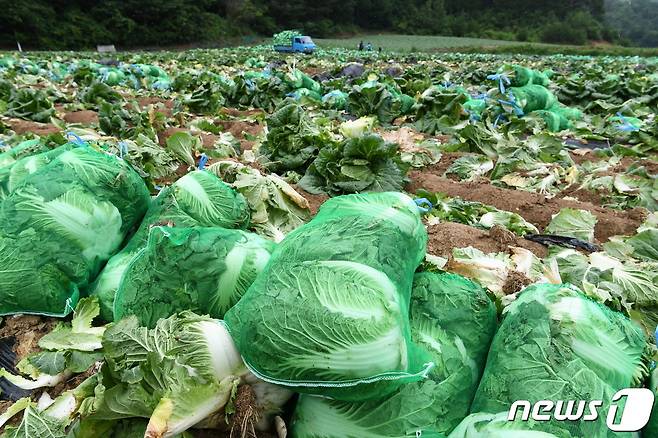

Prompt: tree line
[{"left": 0, "top": 0, "right": 653, "bottom": 50}]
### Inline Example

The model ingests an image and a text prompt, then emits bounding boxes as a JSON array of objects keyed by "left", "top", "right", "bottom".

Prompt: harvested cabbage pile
[
  {"left": 0, "top": 146, "right": 150, "bottom": 316},
  {"left": 114, "top": 226, "right": 275, "bottom": 327},
  {"left": 456, "top": 283, "right": 648, "bottom": 438},
  {"left": 226, "top": 192, "right": 432, "bottom": 400},
  {"left": 207, "top": 160, "right": 311, "bottom": 242},
  {"left": 77, "top": 312, "right": 268, "bottom": 437},
  {"left": 291, "top": 271, "right": 497, "bottom": 437},
  {"left": 0, "top": 144, "right": 73, "bottom": 199},
  {"left": 89, "top": 170, "right": 251, "bottom": 320}
]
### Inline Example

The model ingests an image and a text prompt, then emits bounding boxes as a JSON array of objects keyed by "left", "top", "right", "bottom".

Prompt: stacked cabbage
[
  {"left": 0, "top": 146, "right": 150, "bottom": 316},
  {"left": 90, "top": 170, "right": 251, "bottom": 320},
  {"left": 226, "top": 192, "right": 433, "bottom": 400},
  {"left": 451, "top": 284, "right": 647, "bottom": 438},
  {"left": 114, "top": 226, "right": 275, "bottom": 327},
  {"left": 291, "top": 272, "right": 497, "bottom": 437}
]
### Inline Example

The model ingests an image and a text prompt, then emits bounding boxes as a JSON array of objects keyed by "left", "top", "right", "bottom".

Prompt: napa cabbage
[
  {"left": 226, "top": 192, "right": 431, "bottom": 401},
  {"left": 469, "top": 284, "right": 648, "bottom": 438},
  {"left": 545, "top": 208, "right": 598, "bottom": 242},
  {"left": 291, "top": 272, "right": 496, "bottom": 437},
  {"left": 113, "top": 226, "right": 275, "bottom": 327},
  {"left": 79, "top": 312, "right": 274, "bottom": 438},
  {"left": 0, "top": 297, "right": 103, "bottom": 397},
  {"left": 89, "top": 170, "right": 250, "bottom": 321},
  {"left": 0, "top": 147, "right": 150, "bottom": 317}
]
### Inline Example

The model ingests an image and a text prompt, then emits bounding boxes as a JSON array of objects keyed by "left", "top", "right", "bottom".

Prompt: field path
[{"left": 408, "top": 171, "right": 647, "bottom": 242}]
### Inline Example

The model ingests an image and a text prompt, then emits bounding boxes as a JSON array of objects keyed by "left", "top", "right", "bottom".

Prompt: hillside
[
  {"left": 0, "top": 0, "right": 656, "bottom": 49},
  {"left": 605, "top": 0, "right": 658, "bottom": 46}
]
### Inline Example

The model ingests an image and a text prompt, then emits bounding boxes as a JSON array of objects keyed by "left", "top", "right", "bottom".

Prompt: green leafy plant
[{"left": 299, "top": 134, "right": 407, "bottom": 195}]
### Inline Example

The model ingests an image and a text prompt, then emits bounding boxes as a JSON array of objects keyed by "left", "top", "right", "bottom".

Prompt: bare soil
[
  {"left": 6, "top": 119, "right": 59, "bottom": 136},
  {"left": 220, "top": 108, "right": 264, "bottom": 118},
  {"left": 489, "top": 224, "right": 517, "bottom": 246},
  {"left": 558, "top": 186, "right": 610, "bottom": 207},
  {"left": 294, "top": 186, "right": 329, "bottom": 216},
  {"left": 426, "top": 221, "right": 548, "bottom": 258},
  {"left": 380, "top": 127, "right": 426, "bottom": 151},
  {"left": 0, "top": 400, "right": 12, "bottom": 415},
  {"left": 199, "top": 133, "right": 219, "bottom": 148},
  {"left": 227, "top": 120, "right": 261, "bottom": 135},
  {"left": 502, "top": 270, "right": 533, "bottom": 294},
  {"left": 630, "top": 158, "right": 658, "bottom": 175},
  {"left": 0, "top": 315, "right": 58, "bottom": 363},
  {"left": 408, "top": 172, "right": 646, "bottom": 241},
  {"left": 63, "top": 110, "right": 98, "bottom": 125},
  {"left": 415, "top": 152, "right": 468, "bottom": 180},
  {"left": 569, "top": 150, "right": 605, "bottom": 165}
]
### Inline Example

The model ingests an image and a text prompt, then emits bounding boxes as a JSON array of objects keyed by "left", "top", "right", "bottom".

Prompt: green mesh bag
[
  {"left": 290, "top": 271, "right": 497, "bottom": 437},
  {"left": 511, "top": 66, "right": 551, "bottom": 87},
  {"left": 644, "top": 367, "right": 658, "bottom": 437},
  {"left": 322, "top": 90, "right": 349, "bottom": 110},
  {"left": 0, "top": 144, "right": 73, "bottom": 199},
  {"left": 90, "top": 170, "right": 251, "bottom": 321},
  {"left": 463, "top": 98, "right": 487, "bottom": 115},
  {"left": 550, "top": 105, "right": 582, "bottom": 130},
  {"left": 0, "top": 139, "right": 49, "bottom": 169},
  {"left": 0, "top": 147, "right": 150, "bottom": 316},
  {"left": 398, "top": 93, "right": 416, "bottom": 114},
  {"left": 114, "top": 226, "right": 275, "bottom": 328},
  {"left": 290, "top": 88, "right": 323, "bottom": 104},
  {"left": 468, "top": 283, "right": 647, "bottom": 438},
  {"left": 225, "top": 192, "right": 432, "bottom": 401},
  {"left": 510, "top": 85, "right": 558, "bottom": 113},
  {"left": 536, "top": 105, "right": 582, "bottom": 132},
  {"left": 535, "top": 109, "right": 562, "bottom": 132},
  {"left": 301, "top": 73, "right": 322, "bottom": 94}
]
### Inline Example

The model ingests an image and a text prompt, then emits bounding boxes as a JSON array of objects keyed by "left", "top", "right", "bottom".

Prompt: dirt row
[
  {"left": 570, "top": 150, "right": 658, "bottom": 175},
  {"left": 408, "top": 170, "right": 647, "bottom": 242},
  {"left": 426, "top": 222, "right": 548, "bottom": 258}
]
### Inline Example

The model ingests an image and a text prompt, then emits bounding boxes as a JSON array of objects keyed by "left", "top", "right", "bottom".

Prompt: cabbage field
[{"left": 0, "top": 46, "right": 657, "bottom": 437}]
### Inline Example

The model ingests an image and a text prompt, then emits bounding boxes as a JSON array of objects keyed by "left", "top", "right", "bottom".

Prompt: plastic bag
[
  {"left": 226, "top": 192, "right": 432, "bottom": 401},
  {"left": 291, "top": 271, "right": 497, "bottom": 436},
  {"left": 114, "top": 226, "right": 275, "bottom": 328},
  {"left": 90, "top": 170, "right": 250, "bottom": 321},
  {"left": 0, "top": 147, "right": 150, "bottom": 316}
]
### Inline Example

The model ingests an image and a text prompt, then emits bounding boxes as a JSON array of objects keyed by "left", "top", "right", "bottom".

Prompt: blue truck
[{"left": 273, "top": 31, "right": 317, "bottom": 53}]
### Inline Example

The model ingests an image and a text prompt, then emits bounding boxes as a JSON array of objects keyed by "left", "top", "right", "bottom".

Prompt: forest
[{"left": 0, "top": 0, "right": 656, "bottom": 49}]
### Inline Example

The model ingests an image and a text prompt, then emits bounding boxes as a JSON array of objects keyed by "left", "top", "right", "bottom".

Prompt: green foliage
[
  {"left": 114, "top": 226, "right": 275, "bottom": 327},
  {"left": 299, "top": 134, "right": 407, "bottom": 195},
  {"left": 78, "top": 81, "right": 123, "bottom": 106},
  {"left": 348, "top": 80, "right": 414, "bottom": 124},
  {"left": 545, "top": 208, "right": 598, "bottom": 242},
  {"left": 6, "top": 88, "right": 54, "bottom": 122},
  {"left": 259, "top": 100, "right": 330, "bottom": 173},
  {"left": 291, "top": 272, "right": 497, "bottom": 437},
  {"left": 207, "top": 160, "right": 311, "bottom": 241},
  {"left": 3, "top": 0, "right": 654, "bottom": 49},
  {"left": 605, "top": 0, "right": 658, "bottom": 47}
]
